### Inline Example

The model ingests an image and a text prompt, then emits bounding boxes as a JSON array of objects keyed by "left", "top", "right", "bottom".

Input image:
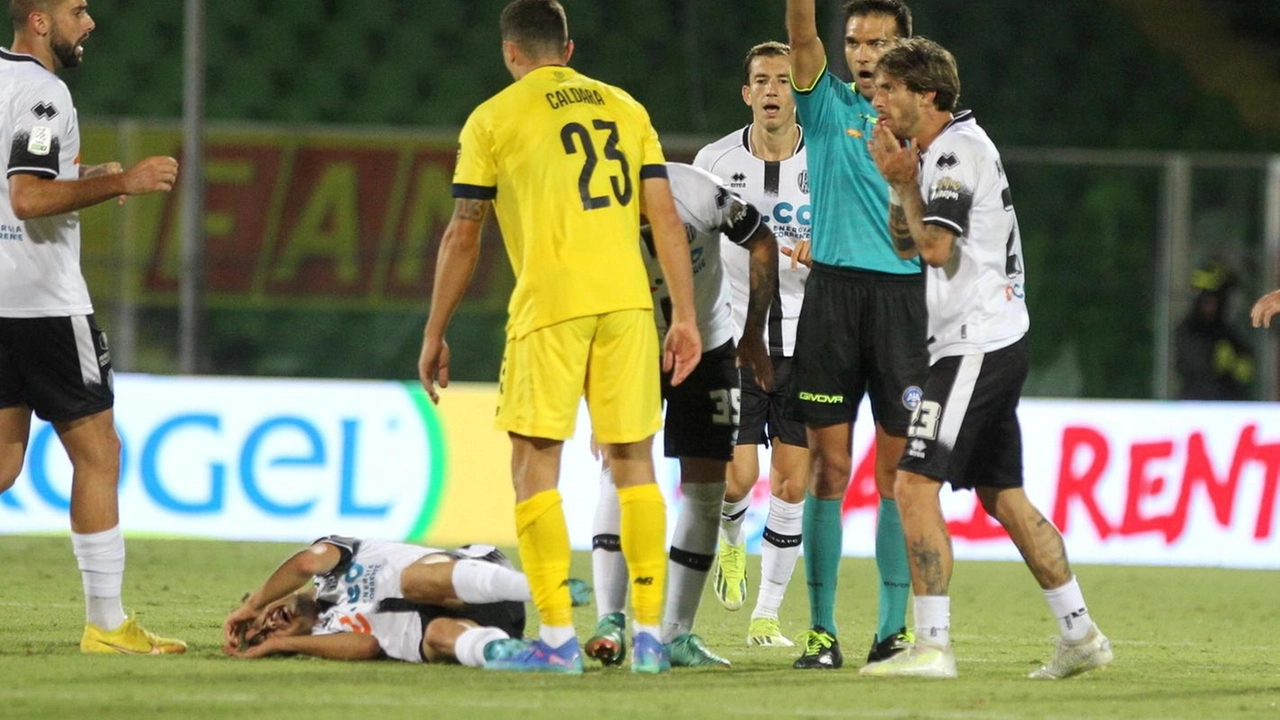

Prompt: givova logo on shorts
[{"left": 798, "top": 391, "right": 843, "bottom": 404}]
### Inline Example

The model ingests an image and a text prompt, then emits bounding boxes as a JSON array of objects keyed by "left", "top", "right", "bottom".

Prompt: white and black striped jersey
[
  {"left": 0, "top": 48, "right": 90, "bottom": 317},
  {"left": 640, "top": 162, "right": 762, "bottom": 351},
  {"left": 694, "top": 125, "right": 809, "bottom": 356},
  {"left": 310, "top": 536, "right": 441, "bottom": 663},
  {"left": 917, "top": 111, "right": 1029, "bottom": 363}
]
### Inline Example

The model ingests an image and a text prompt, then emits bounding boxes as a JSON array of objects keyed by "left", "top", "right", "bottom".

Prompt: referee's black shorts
[{"left": 786, "top": 263, "right": 928, "bottom": 435}]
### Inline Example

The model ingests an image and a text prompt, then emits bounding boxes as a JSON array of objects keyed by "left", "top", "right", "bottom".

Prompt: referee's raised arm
[{"left": 786, "top": 0, "right": 826, "bottom": 90}]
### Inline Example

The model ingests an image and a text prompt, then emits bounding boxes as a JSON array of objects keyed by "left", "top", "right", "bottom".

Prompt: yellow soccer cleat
[
  {"left": 81, "top": 615, "right": 187, "bottom": 655},
  {"left": 714, "top": 539, "right": 748, "bottom": 611}
]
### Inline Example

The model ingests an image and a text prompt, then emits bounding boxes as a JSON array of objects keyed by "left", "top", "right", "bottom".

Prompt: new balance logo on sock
[
  {"left": 634, "top": 576, "right": 654, "bottom": 586},
  {"left": 1063, "top": 607, "right": 1088, "bottom": 631}
]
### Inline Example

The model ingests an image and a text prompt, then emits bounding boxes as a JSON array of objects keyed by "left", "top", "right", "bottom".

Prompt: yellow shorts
[{"left": 496, "top": 309, "right": 660, "bottom": 443}]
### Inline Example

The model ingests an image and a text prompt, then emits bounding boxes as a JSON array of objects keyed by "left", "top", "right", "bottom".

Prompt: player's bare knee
[{"left": 404, "top": 555, "right": 457, "bottom": 605}]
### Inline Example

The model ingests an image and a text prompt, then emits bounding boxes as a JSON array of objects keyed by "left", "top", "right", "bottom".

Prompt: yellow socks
[
  {"left": 618, "top": 482, "right": 667, "bottom": 627},
  {"left": 515, "top": 489, "right": 573, "bottom": 627}
]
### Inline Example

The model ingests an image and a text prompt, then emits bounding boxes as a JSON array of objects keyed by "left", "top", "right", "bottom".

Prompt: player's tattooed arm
[
  {"left": 740, "top": 222, "right": 780, "bottom": 390},
  {"left": 453, "top": 198, "right": 489, "bottom": 222},
  {"left": 889, "top": 201, "right": 915, "bottom": 255},
  {"left": 422, "top": 199, "right": 488, "bottom": 401}
]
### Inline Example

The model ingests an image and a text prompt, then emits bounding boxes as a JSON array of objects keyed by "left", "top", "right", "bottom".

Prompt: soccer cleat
[
  {"left": 482, "top": 638, "right": 532, "bottom": 663},
  {"left": 484, "top": 637, "right": 584, "bottom": 674},
  {"left": 630, "top": 631, "right": 671, "bottom": 674},
  {"left": 860, "top": 642, "right": 957, "bottom": 679},
  {"left": 1028, "top": 625, "right": 1113, "bottom": 679},
  {"left": 747, "top": 617, "right": 794, "bottom": 647},
  {"left": 566, "top": 578, "right": 593, "bottom": 608},
  {"left": 792, "top": 627, "right": 842, "bottom": 669},
  {"left": 80, "top": 615, "right": 187, "bottom": 655},
  {"left": 714, "top": 539, "right": 748, "bottom": 611},
  {"left": 666, "top": 632, "right": 731, "bottom": 667},
  {"left": 584, "top": 612, "right": 627, "bottom": 666},
  {"left": 866, "top": 627, "right": 913, "bottom": 663}
]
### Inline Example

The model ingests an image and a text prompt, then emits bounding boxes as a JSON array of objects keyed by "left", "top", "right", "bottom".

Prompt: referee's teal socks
[
  {"left": 803, "top": 493, "right": 843, "bottom": 634},
  {"left": 875, "top": 498, "right": 912, "bottom": 642}
]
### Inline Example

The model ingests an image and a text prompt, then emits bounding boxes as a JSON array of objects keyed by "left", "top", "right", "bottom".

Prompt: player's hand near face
[
  {"left": 418, "top": 334, "right": 451, "bottom": 403},
  {"left": 222, "top": 603, "right": 261, "bottom": 650},
  {"left": 781, "top": 239, "right": 812, "bottom": 270},
  {"left": 869, "top": 123, "right": 917, "bottom": 187},
  {"left": 1252, "top": 290, "right": 1280, "bottom": 328}
]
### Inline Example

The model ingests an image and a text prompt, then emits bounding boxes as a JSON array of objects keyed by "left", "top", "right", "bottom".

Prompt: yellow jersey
[{"left": 453, "top": 65, "right": 667, "bottom": 339}]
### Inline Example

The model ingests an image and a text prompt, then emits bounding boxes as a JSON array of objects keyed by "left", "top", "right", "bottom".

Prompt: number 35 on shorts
[
  {"left": 710, "top": 388, "right": 741, "bottom": 426},
  {"left": 907, "top": 400, "right": 943, "bottom": 440}
]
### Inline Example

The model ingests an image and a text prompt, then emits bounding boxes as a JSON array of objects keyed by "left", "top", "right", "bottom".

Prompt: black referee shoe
[
  {"left": 793, "top": 627, "right": 842, "bottom": 669},
  {"left": 867, "top": 627, "right": 912, "bottom": 663}
]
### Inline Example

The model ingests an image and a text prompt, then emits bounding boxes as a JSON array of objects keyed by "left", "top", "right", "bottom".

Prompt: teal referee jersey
[{"left": 793, "top": 65, "right": 920, "bottom": 274}]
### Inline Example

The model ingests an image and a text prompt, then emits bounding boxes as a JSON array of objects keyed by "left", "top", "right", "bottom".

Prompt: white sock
[
  {"left": 752, "top": 495, "right": 802, "bottom": 620},
  {"left": 592, "top": 467, "right": 628, "bottom": 617},
  {"left": 1043, "top": 576, "right": 1093, "bottom": 643},
  {"left": 914, "top": 595, "right": 951, "bottom": 648},
  {"left": 720, "top": 494, "right": 751, "bottom": 546},
  {"left": 662, "top": 482, "right": 723, "bottom": 643},
  {"left": 71, "top": 526, "right": 127, "bottom": 630},
  {"left": 454, "top": 626, "right": 509, "bottom": 667},
  {"left": 634, "top": 622, "right": 661, "bottom": 640},
  {"left": 540, "top": 624, "right": 576, "bottom": 648},
  {"left": 451, "top": 560, "right": 531, "bottom": 604}
]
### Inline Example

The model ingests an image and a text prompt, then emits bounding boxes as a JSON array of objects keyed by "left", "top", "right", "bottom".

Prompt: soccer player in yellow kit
[{"left": 418, "top": 0, "right": 700, "bottom": 674}]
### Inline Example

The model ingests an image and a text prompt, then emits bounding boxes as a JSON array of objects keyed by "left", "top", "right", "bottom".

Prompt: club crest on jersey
[
  {"left": 797, "top": 170, "right": 808, "bottom": 194},
  {"left": 902, "top": 385, "right": 923, "bottom": 411},
  {"left": 31, "top": 102, "right": 57, "bottom": 119}
]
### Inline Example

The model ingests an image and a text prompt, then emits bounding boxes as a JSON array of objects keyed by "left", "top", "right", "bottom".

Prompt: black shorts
[
  {"left": 0, "top": 315, "right": 114, "bottom": 422},
  {"left": 897, "top": 338, "right": 1028, "bottom": 490},
  {"left": 403, "top": 546, "right": 528, "bottom": 660},
  {"left": 787, "top": 264, "right": 928, "bottom": 434},
  {"left": 738, "top": 356, "right": 807, "bottom": 448},
  {"left": 661, "top": 340, "right": 739, "bottom": 461}
]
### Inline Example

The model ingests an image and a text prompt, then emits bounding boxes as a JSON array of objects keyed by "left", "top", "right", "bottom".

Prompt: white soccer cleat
[
  {"left": 1028, "top": 625, "right": 1113, "bottom": 679},
  {"left": 859, "top": 642, "right": 957, "bottom": 679}
]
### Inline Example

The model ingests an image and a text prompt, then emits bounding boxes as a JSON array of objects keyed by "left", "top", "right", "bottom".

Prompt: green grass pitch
[{"left": 1, "top": 536, "right": 1277, "bottom": 719}]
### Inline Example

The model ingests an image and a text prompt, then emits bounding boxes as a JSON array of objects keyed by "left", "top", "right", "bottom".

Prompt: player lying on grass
[{"left": 222, "top": 536, "right": 584, "bottom": 667}]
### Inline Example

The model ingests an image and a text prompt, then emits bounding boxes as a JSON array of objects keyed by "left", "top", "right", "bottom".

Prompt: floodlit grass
[{"left": 1, "top": 536, "right": 1277, "bottom": 719}]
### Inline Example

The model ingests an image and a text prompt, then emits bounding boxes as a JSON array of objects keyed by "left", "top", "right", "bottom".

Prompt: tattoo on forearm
[
  {"left": 890, "top": 203, "right": 913, "bottom": 251},
  {"left": 453, "top": 199, "right": 488, "bottom": 222},
  {"left": 745, "top": 257, "right": 774, "bottom": 332}
]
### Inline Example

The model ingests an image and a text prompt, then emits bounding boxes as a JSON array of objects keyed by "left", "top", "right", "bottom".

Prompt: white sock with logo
[
  {"left": 591, "top": 467, "right": 628, "bottom": 617},
  {"left": 71, "top": 526, "right": 127, "bottom": 630},
  {"left": 1043, "top": 576, "right": 1093, "bottom": 643},
  {"left": 913, "top": 595, "right": 951, "bottom": 649},
  {"left": 720, "top": 494, "right": 751, "bottom": 546},
  {"left": 753, "top": 495, "right": 803, "bottom": 620}
]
